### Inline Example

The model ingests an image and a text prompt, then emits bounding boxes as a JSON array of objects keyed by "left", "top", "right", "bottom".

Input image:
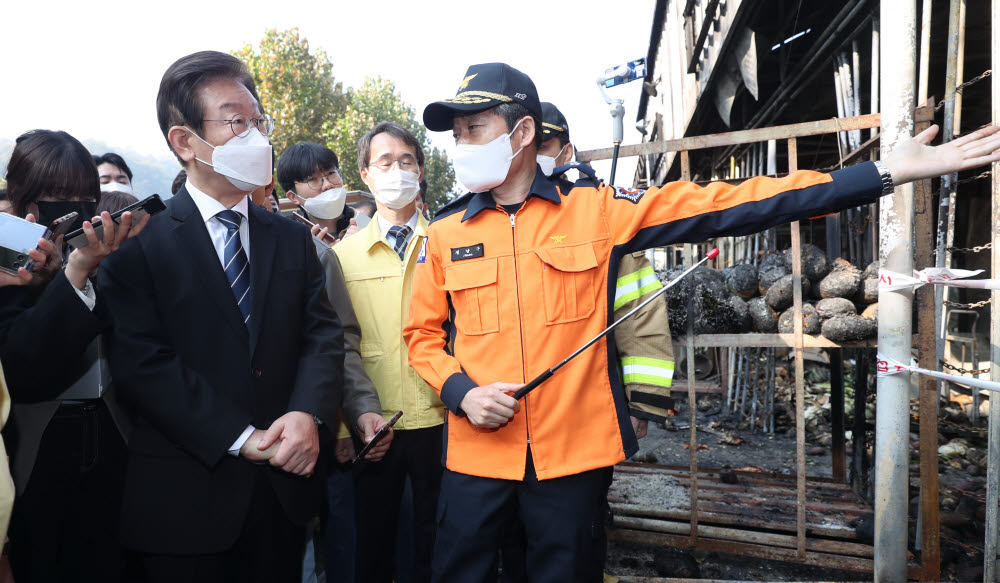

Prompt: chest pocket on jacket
[
  {"left": 443, "top": 260, "right": 499, "bottom": 336},
  {"left": 535, "top": 242, "right": 600, "bottom": 325}
]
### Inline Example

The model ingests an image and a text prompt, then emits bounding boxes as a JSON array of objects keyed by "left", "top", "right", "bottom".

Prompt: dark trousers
[
  {"left": 499, "top": 466, "right": 614, "bottom": 583},
  {"left": 141, "top": 470, "right": 305, "bottom": 583},
  {"left": 354, "top": 425, "right": 442, "bottom": 583},
  {"left": 433, "top": 451, "right": 607, "bottom": 583},
  {"left": 9, "top": 400, "right": 129, "bottom": 583},
  {"left": 322, "top": 460, "right": 356, "bottom": 583}
]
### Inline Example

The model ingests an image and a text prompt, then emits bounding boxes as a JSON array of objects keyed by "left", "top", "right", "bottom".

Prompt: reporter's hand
[
  {"left": 883, "top": 124, "right": 1000, "bottom": 186},
  {"left": 259, "top": 411, "right": 320, "bottom": 477},
  {"left": 631, "top": 416, "right": 648, "bottom": 439},
  {"left": 65, "top": 210, "right": 151, "bottom": 290},
  {"left": 240, "top": 429, "right": 277, "bottom": 462},
  {"left": 310, "top": 224, "right": 337, "bottom": 245},
  {"left": 459, "top": 383, "right": 522, "bottom": 429},
  {"left": 356, "top": 411, "right": 394, "bottom": 462},
  {"left": 334, "top": 436, "right": 355, "bottom": 464},
  {"left": 0, "top": 217, "right": 61, "bottom": 287}
]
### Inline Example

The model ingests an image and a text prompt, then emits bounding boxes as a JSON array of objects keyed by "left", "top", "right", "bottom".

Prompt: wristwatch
[{"left": 873, "top": 160, "right": 895, "bottom": 196}]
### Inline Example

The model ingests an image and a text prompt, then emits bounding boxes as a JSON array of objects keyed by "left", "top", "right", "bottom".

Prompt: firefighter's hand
[
  {"left": 883, "top": 124, "right": 1000, "bottom": 186},
  {"left": 631, "top": 416, "right": 648, "bottom": 439},
  {"left": 460, "top": 383, "right": 522, "bottom": 428}
]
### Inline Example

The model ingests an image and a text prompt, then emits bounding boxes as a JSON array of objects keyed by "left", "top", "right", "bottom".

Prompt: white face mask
[
  {"left": 536, "top": 143, "right": 569, "bottom": 177},
  {"left": 100, "top": 181, "right": 134, "bottom": 195},
  {"left": 301, "top": 187, "right": 347, "bottom": 220},
  {"left": 187, "top": 127, "right": 273, "bottom": 191},
  {"left": 368, "top": 168, "right": 421, "bottom": 210},
  {"left": 453, "top": 118, "right": 525, "bottom": 192}
]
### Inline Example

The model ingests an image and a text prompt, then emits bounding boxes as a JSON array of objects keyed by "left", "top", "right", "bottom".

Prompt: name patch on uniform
[
  {"left": 417, "top": 237, "right": 428, "bottom": 263},
  {"left": 451, "top": 243, "right": 484, "bottom": 261},
  {"left": 613, "top": 186, "right": 646, "bottom": 204}
]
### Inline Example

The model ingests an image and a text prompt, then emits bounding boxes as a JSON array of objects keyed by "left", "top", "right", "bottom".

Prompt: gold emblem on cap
[
  {"left": 444, "top": 90, "right": 513, "bottom": 105},
  {"left": 458, "top": 73, "right": 478, "bottom": 91}
]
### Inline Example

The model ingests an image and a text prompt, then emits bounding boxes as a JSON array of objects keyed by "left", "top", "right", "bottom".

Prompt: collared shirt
[
  {"left": 72, "top": 279, "right": 96, "bottom": 310},
  {"left": 377, "top": 209, "right": 419, "bottom": 253},
  {"left": 185, "top": 180, "right": 255, "bottom": 456},
  {"left": 186, "top": 179, "right": 252, "bottom": 265}
]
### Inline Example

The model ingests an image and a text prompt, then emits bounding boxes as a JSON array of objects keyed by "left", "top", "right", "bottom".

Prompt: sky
[{"left": 2, "top": 0, "right": 656, "bottom": 189}]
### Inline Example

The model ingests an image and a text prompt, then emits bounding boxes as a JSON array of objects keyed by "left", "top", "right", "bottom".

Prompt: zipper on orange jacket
[{"left": 506, "top": 207, "right": 530, "bottom": 446}]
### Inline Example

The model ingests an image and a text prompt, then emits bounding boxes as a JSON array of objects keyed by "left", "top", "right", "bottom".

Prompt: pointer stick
[{"left": 512, "top": 248, "right": 719, "bottom": 400}]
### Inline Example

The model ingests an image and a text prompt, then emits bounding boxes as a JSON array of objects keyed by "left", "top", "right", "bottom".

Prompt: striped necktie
[
  {"left": 388, "top": 225, "right": 412, "bottom": 260},
  {"left": 216, "top": 210, "right": 252, "bottom": 327}
]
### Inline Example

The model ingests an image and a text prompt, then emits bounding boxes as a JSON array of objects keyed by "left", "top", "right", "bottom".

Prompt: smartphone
[
  {"left": 65, "top": 194, "right": 166, "bottom": 248},
  {"left": 0, "top": 213, "right": 49, "bottom": 275},
  {"left": 353, "top": 411, "right": 403, "bottom": 464},
  {"left": 292, "top": 212, "right": 337, "bottom": 244},
  {"left": 47, "top": 212, "right": 79, "bottom": 240}
]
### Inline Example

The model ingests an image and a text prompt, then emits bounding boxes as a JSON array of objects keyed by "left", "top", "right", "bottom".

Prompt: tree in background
[
  {"left": 233, "top": 28, "right": 350, "bottom": 165},
  {"left": 234, "top": 30, "right": 457, "bottom": 213},
  {"left": 330, "top": 77, "right": 456, "bottom": 213}
]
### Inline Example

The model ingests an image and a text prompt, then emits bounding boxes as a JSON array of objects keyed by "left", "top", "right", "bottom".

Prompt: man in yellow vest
[{"left": 333, "top": 121, "right": 443, "bottom": 583}]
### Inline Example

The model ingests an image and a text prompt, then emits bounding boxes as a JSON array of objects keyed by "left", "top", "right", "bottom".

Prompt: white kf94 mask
[
  {"left": 369, "top": 168, "right": 421, "bottom": 210},
  {"left": 188, "top": 127, "right": 273, "bottom": 192},
  {"left": 452, "top": 118, "right": 525, "bottom": 193},
  {"left": 301, "top": 187, "right": 347, "bottom": 220}
]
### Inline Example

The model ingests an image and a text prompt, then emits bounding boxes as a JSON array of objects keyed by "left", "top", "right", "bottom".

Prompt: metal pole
[
  {"left": 788, "top": 137, "right": 806, "bottom": 559},
  {"left": 875, "top": 0, "right": 916, "bottom": 580},
  {"left": 871, "top": 16, "right": 881, "bottom": 140},
  {"left": 851, "top": 42, "right": 863, "bottom": 148},
  {"left": 839, "top": 53, "right": 858, "bottom": 150},
  {"left": 833, "top": 62, "right": 850, "bottom": 153},
  {"left": 680, "top": 152, "right": 699, "bottom": 546},
  {"left": 913, "top": 105, "right": 941, "bottom": 581},
  {"left": 918, "top": 0, "right": 933, "bottom": 104},
  {"left": 936, "top": 0, "right": 964, "bottom": 401},
  {"left": 984, "top": 3, "right": 1000, "bottom": 578},
  {"left": 954, "top": 0, "right": 967, "bottom": 136}
]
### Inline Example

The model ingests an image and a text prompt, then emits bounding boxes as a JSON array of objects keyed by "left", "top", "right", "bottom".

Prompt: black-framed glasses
[
  {"left": 203, "top": 113, "right": 275, "bottom": 138},
  {"left": 298, "top": 170, "right": 343, "bottom": 191},
  {"left": 368, "top": 155, "right": 418, "bottom": 172}
]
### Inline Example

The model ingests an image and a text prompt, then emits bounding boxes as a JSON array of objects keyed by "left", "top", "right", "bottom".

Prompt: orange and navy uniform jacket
[{"left": 403, "top": 161, "right": 884, "bottom": 481}]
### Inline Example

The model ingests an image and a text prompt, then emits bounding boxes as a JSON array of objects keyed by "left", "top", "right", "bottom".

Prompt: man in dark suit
[{"left": 98, "top": 50, "right": 343, "bottom": 582}]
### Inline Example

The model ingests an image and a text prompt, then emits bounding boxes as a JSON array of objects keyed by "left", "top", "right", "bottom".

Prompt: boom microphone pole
[
  {"left": 598, "top": 65, "right": 628, "bottom": 185},
  {"left": 597, "top": 59, "right": 645, "bottom": 185},
  {"left": 513, "top": 248, "right": 719, "bottom": 400}
]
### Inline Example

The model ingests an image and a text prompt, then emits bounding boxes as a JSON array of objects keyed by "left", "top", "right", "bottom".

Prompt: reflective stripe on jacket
[
  {"left": 334, "top": 214, "right": 444, "bottom": 430},
  {"left": 613, "top": 252, "right": 675, "bottom": 422},
  {"left": 405, "top": 162, "right": 883, "bottom": 480}
]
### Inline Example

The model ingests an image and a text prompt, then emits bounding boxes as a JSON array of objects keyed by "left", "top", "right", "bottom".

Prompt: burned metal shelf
[{"left": 608, "top": 462, "right": 920, "bottom": 577}]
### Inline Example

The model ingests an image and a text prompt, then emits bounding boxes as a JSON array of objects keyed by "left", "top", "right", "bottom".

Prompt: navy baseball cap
[
  {"left": 540, "top": 102, "right": 570, "bottom": 142},
  {"left": 423, "top": 63, "right": 542, "bottom": 132}
]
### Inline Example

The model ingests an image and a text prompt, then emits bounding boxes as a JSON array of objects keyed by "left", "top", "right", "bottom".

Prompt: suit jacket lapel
[
  {"left": 169, "top": 187, "right": 249, "bottom": 341},
  {"left": 247, "top": 203, "right": 276, "bottom": 356}
]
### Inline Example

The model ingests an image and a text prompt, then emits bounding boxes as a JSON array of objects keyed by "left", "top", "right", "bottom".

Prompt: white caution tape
[
  {"left": 876, "top": 353, "right": 1000, "bottom": 393},
  {"left": 878, "top": 267, "right": 1000, "bottom": 292}
]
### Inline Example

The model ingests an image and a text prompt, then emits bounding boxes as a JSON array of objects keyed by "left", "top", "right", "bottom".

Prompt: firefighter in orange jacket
[{"left": 403, "top": 62, "right": 1000, "bottom": 583}]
